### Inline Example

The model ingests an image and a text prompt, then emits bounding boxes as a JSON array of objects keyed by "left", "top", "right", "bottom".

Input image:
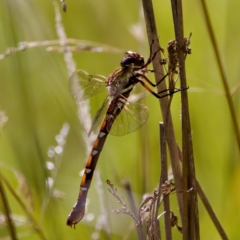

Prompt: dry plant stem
[
  {"left": 170, "top": 0, "right": 200, "bottom": 239},
  {"left": 196, "top": 180, "right": 229, "bottom": 240},
  {"left": 123, "top": 180, "right": 144, "bottom": 240},
  {"left": 199, "top": 0, "right": 240, "bottom": 152},
  {"left": 141, "top": 0, "right": 183, "bottom": 221},
  {"left": 1, "top": 174, "right": 47, "bottom": 240},
  {"left": 0, "top": 175, "right": 17, "bottom": 240},
  {"left": 159, "top": 123, "right": 172, "bottom": 240}
]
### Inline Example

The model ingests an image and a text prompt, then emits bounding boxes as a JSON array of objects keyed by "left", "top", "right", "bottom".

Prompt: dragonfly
[{"left": 66, "top": 45, "right": 184, "bottom": 228}]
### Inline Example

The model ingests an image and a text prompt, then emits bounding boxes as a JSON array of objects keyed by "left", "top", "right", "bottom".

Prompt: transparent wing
[
  {"left": 110, "top": 101, "right": 149, "bottom": 136},
  {"left": 70, "top": 69, "right": 108, "bottom": 102},
  {"left": 89, "top": 97, "right": 110, "bottom": 135}
]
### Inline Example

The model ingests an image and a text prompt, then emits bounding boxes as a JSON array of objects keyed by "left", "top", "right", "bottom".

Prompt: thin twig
[
  {"left": 106, "top": 180, "right": 140, "bottom": 225},
  {"left": 199, "top": 0, "right": 240, "bottom": 152}
]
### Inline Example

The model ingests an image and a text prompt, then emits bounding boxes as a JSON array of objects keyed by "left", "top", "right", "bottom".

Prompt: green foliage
[{"left": 0, "top": 0, "right": 239, "bottom": 239}]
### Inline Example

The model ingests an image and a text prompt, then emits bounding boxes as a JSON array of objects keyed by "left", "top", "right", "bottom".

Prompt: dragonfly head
[{"left": 120, "top": 51, "right": 145, "bottom": 69}]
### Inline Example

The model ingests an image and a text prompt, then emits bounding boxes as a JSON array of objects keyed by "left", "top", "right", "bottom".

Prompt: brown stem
[
  {"left": 159, "top": 123, "right": 172, "bottom": 240},
  {"left": 170, "top": 0, "right": 200, "bottom": 239},
  {"left": 141, "top": 0, "right": 183, "bottom": 223}
]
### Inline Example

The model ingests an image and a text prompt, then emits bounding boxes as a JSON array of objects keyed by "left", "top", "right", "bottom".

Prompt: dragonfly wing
[
  {"left": 89, "top": 97, "right": 110, "bottom": 135},
  {"left": 110, "top": 101, "right": 149, "bottom": 136},
  {"left": 70, "top": 69, "right": 108, "bottom": 102}
]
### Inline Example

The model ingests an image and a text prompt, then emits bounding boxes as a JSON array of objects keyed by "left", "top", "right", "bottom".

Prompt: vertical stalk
[
  {"left": 170, "top": 0, "right": 200, "bottom": 239},
  {"left": 159, "top": 122, "right": 172, "bottom": 240},
  {"left": 141, "top": 0, "right": 184, "bottom": 223}
]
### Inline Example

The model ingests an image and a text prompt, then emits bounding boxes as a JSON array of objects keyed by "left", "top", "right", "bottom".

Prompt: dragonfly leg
[
  {"left": 135, "top": 78, "right": 189, "bottom": 99},
  {"left": 157, "top": 86, "right": 189, "bottom": 98},
  {"left": 135, "top": 72, "right": 170, "bottom": 87},
  {"left": 142, "top": 40, "right": 162, "bottom": 68}
]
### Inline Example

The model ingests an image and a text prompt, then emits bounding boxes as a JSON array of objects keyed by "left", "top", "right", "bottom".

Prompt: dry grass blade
[
  {"left": 0, "top": 174, "right": 47, "bottom": 240},
  {"left": 0, "top": 175, "right": 17, "bottom": 240},
  {"left": 0, "top": 111, "right": 45, "bottom": 239},
  {"left": 170, "top": 0, "right": 200, "bottom": 239},
  {"left": 0, "top": 39, "right": 122, "bottom": 61},
  {"left": 196, "top": 180, "right": 229, "bottom": 240},
  {"left": 158, "top": 122, "right": 172, "bottom": 240}
]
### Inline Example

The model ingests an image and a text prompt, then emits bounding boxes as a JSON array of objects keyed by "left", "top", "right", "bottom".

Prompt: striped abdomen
[{"left": 66, "top": 96, "right": 128, "bottom": 227}]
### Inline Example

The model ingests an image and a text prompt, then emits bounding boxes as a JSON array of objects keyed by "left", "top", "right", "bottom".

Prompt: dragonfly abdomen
[{"left": 67, "top": 112, "right": 117, "bottom": 227}]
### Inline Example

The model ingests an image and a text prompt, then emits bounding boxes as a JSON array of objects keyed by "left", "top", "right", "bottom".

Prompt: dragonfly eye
[{"left": 120, "top": 53, "right": 145, "bottom": 68}]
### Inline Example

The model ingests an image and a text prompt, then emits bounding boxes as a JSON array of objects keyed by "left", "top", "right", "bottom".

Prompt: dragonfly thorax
[{"left": 107, "top": 70, "right": 135, "bottom": 99}]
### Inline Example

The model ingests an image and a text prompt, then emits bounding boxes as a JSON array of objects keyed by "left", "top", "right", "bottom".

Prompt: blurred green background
[{"left": 0, "top": 0, "right": 239, "bottom": 239}]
